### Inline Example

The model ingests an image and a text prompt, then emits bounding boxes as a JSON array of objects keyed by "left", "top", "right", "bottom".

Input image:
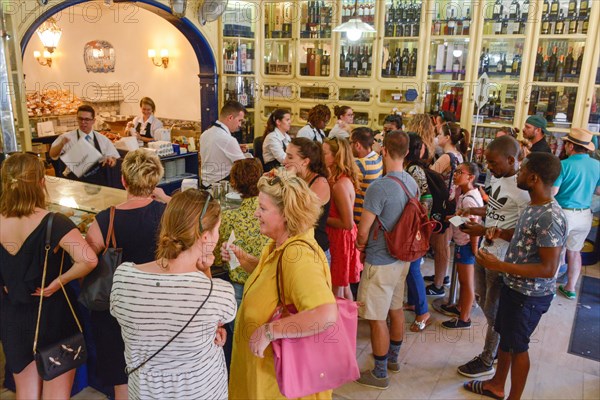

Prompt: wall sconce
[
  {"left": 169, "top": 0, "right": 187, "bottom": 18},
  {"left": 148, "top": 49, "right": 169, "bottom": 68},
  {"left": 36, "top": 17, "right": 62, "bottom": 53},
  {"left": 33, "top": 50, "right": 53, "bottom": 67}
]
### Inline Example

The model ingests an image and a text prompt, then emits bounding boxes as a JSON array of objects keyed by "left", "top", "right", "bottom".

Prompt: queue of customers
[{"left": 1, "top": 101, "right": 599, "bottom": 399}]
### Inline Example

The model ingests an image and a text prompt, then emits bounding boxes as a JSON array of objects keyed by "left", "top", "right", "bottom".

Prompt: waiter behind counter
[{"left": 49, "top": 105, "right": 120, "bottom": 186}]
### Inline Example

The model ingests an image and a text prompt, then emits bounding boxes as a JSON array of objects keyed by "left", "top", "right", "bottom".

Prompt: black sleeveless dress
[
  {"left": 309, "top": 175, "right": 330, "bottom": 252},
  {"left": 0, "top": 213, "right": 79, "bottom": 373}
]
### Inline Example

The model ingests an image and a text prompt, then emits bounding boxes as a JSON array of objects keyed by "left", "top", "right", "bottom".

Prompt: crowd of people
[{"left": 1, "top": 99, "right": 599, "bottom": 400}]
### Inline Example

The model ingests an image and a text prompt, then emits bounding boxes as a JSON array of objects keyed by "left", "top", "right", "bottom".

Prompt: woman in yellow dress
[{"left": 224, "top": 169, "right": 338, "bottom": 399}]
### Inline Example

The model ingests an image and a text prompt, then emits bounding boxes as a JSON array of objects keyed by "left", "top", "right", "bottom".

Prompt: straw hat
[{"left": 563, "top": 128, "right": 596, "bottom": 151}]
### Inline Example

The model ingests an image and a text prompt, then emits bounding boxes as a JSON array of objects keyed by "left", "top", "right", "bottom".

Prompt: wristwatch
[{"left": 264, "top": 323, "right": 274, "bottom": 342}]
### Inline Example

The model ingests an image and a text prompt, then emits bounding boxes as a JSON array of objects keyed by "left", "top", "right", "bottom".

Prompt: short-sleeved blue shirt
[{"left": 553, "top": 153, "right": 600, "bottom": 209}]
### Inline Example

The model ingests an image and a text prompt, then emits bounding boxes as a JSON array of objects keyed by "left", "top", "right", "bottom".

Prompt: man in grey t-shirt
[{"left": 355, "top": 131, "right": 418, "bottom": 390}]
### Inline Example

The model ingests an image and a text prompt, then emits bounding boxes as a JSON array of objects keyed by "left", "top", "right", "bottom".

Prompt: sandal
[
  {"left": 463, "top": 380, "right": 504, "bottom": 400},
  {"left": 410, "top": 315, "right": 432, "bottom": 332}
]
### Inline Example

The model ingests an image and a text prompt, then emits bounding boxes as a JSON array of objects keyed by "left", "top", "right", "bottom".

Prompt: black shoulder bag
[
  {"left": 126, "top": 278, "right": 213, "bottom": 376},
  {"left": 34, "top": 213, "right": 87, "bottom": 381}
]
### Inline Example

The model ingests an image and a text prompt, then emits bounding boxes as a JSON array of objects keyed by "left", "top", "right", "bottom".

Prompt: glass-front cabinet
[{"left": 217, "top": 0, "right": 600, "bottom": 141}]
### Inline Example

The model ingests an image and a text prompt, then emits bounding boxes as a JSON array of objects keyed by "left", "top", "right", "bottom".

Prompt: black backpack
[{"left": 423, "top": 153, "right": 458, "bottom": 233}]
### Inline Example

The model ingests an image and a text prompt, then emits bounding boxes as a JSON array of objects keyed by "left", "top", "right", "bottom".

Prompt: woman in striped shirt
[{"left": 110, "top": 190, "right": 236, "bottom": 400}]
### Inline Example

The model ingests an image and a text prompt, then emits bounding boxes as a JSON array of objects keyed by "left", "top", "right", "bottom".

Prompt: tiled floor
[{"left": 1, "top": 260, "right": 599, "bottom": 400}]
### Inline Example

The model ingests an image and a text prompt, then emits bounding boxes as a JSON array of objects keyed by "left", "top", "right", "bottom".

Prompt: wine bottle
[
  {"left": 534, "top": 46, "right": 543, "bottom": 79},
  {"left": 408, "top": 48, "right": 417, "bottom": 76},
  {"left": 367, "top": 45, "right": 373, "bottom": 76},
  {"left": 542, "top": 0, "right": 550, "bottom": 15},
  {"left": 509, "top": 0, "right": 520, "bottom": 20},
  {"left": 576, "top": 47, "right": 584, "bottom": 75},
  {"left": 568, "top": 0, "right": 577, "bottom": 17},
  {"left": 501, "top": 14, "right": 509, "bottom": 35},
  {"left": 541, "top": 55, "right": 549, "bottom": 81},
  {"left": 448, "top": 9, "right": 456, "bottom": 35},
  {"left": 522, "top": 0, "right": 530, "bottom": 21},
  {"left": 568, "top": 13, "right": 579, "bottom": 33},
  {"left": 541, "top": 13, "right": 550, "bottom": 34},
  {"left": 462, "top": 8, "right": 470, "bottom": 35},
  {"left": 579, "top": 0, "right": 589, "bottom": 17},
  {"left": 548, "top": 46, "right": 558, "bottom": 75},
  {"left": 452, "top": 55, "right": 461, "bottom": 80},
  {"left": 565, "top": 47, "right": 574, "bottom": 75},
  {"left": 554, "top": 9, "right": 565, "bottom": 34},
  {"left": 401, "top": 48, "right": 410, "bottom": 76},
  {"left": 550, "top": 0, "right": 559, "bottom": 19},
  {"left": 433, "top": 13, "right": 442, "bottom": 35},
  {"left": 393, "top": 48, "right": 402, "bottom": 77},
  {"left": 493, "top": 0, "right": 503, "bottom": 19},
  {"left": 496, "top": 55, "right": 504, "bottom": 74},
  {"left": 555, "top": 55, "right": 565, "bottom": 82},
  {"left": 582, "top": 18, "right": 589, "bottom": 34}
]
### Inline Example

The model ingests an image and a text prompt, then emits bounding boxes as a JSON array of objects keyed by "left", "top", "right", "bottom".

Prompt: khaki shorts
[
  {"left": 564, "top": 209, "right": 593, "bottom": 251},
  {"left": 357, "top": 260, "right": 410, "bottom": 320}
]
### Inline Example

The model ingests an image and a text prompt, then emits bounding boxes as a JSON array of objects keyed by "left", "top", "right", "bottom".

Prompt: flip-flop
[
  {"left": 463, "top": 380, "right": 504, "bottom": 400},
  {"left": 410, "top": 316, "right": 432, "bottom": 332}
]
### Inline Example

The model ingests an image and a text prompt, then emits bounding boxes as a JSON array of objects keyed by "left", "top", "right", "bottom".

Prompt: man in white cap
[{"left": 552, "top": 128, "right": 600, "bottom": 300}]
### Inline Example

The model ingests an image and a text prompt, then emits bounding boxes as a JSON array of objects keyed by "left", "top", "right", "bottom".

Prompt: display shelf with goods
[
  {"left": 299, "top": 84, "right": 335, "bottom": 101},
  {"left": 298, "top": 1, "right": 335, "bottom": 78},
  {"left": 219, "top": 1, "right": 258, "bottom": 144},
  {"left": 339, "top": 87, "right": 373, "bottom": 103},
  {"left": 538, "top": 0, "right": 591, "bottom": 37},
  {"left": 424, "top": 82, "right": 466, "bottom": 122},
  {"left": 157, "top": 152, "right": 200, "bottom": 195},
  {"left": 582, "top": 31, "right": 599, "bottom": 135},
  {"left": 263, "top": 1, "right": 295, "bottom": 77},
  {"left": 336, "top": 0, "right": 377, "bottom": 80},
  {"left": 430, "top": 0, "right": 473, "bottom": 38}
]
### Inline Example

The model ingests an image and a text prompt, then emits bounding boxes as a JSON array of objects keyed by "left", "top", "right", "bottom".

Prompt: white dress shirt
[
  {"left": 131, "top": 114, "right": 164, "bottom": 140},
  {"left": 297, "top": 123, "right": 326, "bottom": 143},
  {"left": 200, "top": 121, "right": 247, "bottom": 187},
  {"left": 262, "top": 128, "right": 291, "bottom": 164},
  {"left": 50, "top": 129, "right": 120, "bottom": 160},
  {"left": 328, "top": 123, "right": 350, "bottom": 139}
]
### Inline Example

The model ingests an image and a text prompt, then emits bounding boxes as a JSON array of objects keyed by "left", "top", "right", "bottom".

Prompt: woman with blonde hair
[
  {"left": 110, "top": 190, "right": 236, "bottom": 400},
  {"left": 86, "top": 149, "right": 167, "bottom": 399},
  {"left": 225, "top": 170, "right": 338, "bottom": 399},
  {"left": 323, "top": 137, "right": 362, "bottom": 299},
  {"left": 125, "top": 97, "right": 164, "bottom": 144},
  {"left": 406, "top": 114, "right": 436, "bottom": 164},
  {"left": 0, "top": 153, "right": 97, "bottom": 399}
]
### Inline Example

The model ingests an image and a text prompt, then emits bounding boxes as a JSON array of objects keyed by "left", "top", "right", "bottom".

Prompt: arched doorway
[{"left": 21, "top": 0, "right": 218, "bottom": 130}]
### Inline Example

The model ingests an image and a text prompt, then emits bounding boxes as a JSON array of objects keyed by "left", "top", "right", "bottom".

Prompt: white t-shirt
[
  {"left": 481, "top": 174, "right": 531, "bottom": 258},
  {"left": 452, "top": 188, "right": 484, "bottom": 246},
  {"left": 297, "top": 124, "right": 326, "bottom": 143},
  {"left": 262, "top": 128, "right": 291, "bottom": 164},
  {"left": 200, "top": 121, "right": 247, "bottom": 187},
  {"left": 131, "top": 114, "right": 164, "bottom": 139}
]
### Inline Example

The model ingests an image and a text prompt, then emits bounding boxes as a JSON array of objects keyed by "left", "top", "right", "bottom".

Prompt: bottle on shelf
[
  {"left": 521, "top": 0, "right": 530, "bottom": 21},
  {"left": 548, "top": 46, "right": 558, "bottom": 77},
  {"left": 576, "top": 47, "right": 584, "bottom": 75},
  {"left": 479, "top": 48, "right": 489, "bottom": 75},
  {"left": 565, "top": 47, "right": 574, "bottom": 75},
  {"left": 462, "top": 8, "right": 470, "bottom": 35},
  {"left": 568, "top": 0, "right": 577, "bottom": 17},
  {"left": 509, "top": 0, "right": 520, "bottom": 20},
  {"left": 541, "top": 12, "right": 551, "bottom": 34},
  {"left": 493, "top": 0, "right": 503, "bottom": 20},
  {"left": 555, "top": 55, "right": 565, "bottom": 82},
  {"left": 447, "top": 9, "right": 456, "bottom": 35},
  {"left": 568, "top": 11, "right": 579, "bottom": 33},
  {"left": 582, "top": 16, "right": 589, "bottom": 34},
  {"left": 433, "top": 12, "right": 442, "bottom": 35},
  {"left": 500, "top": 14, "right": 509, "bottom": 35},
  {"left": 452, "top": 55, "right": 461, "bottom": 80},
  {"left": 534, "top": 46, "right": 543, "bottom": 79},
  {"left": 554, "top": 9, "right": 565, "bottom": 34},
  {"left": 401, "top": 48, "right": 410, "bottom": 76},
  {"left": 541, "top": 55, "right": 550, "bottom": 81},
  {"left": 511, "top": 50, "right": 522, "bottom": 75},
  {"left": 579, "top": 0, "right": 589, "bottom": 17},
  {"left": 549, "top": 0, "right": 559, "bottom": 19},
  {"left": 408, "top": 48, "right": 417, "bottom": 76}
]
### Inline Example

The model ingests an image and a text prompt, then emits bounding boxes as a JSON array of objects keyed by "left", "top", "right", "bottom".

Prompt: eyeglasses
[
  {"left": 199, "top": 191, "right": 213, "bottom": 232},
  {"left": 77, "top": 117, "right": 94, "bottom": 122},
  {"left": 454, "top": 170, "right": 472, "bottom": 176}
]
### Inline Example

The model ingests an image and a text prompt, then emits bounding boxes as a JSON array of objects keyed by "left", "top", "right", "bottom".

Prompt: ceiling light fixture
[{"left": 332, "top": 0, "right": 376, "bottom": 42}]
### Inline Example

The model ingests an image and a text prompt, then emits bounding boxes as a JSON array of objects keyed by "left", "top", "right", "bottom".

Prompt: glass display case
[
  {"left": 223, "top": 76, "right": 256, "bottom": 108},
  {"left": 298, "top": 1, "right": 334, "bottom": 78},
  {"left": 430, "top": 0, "right": 473, "bottom": 38},
  {"left": 538, "top": 0, "right": 591, "bottom": 36},
  {"left": 424, "top": 82, "right": 464, "bottom": 122},
  {"left": 264, "top": 2, "right": 294, "bottom": 77},
  {"left": 339, "top": 87, "right": 372, "bottom": 103},
  {"left": 381, "top": 1, "right": 422, "bottom": 80},
  {"left": 336, "top": 0, "right": 377, "bottom": 79},
  {"left": 427, "top": 39, "right": 469, "bottom": 81},
  {"left": 527, "top": 85, "right": 578, "bottom": 129},
  {"left": 45, "top": 176, "right": 127, "bottom": 234}
]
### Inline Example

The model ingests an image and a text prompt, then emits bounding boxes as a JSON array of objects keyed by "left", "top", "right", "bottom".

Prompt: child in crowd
[{"left": 441, "top": 162, "right": 483, "bottom": 329}]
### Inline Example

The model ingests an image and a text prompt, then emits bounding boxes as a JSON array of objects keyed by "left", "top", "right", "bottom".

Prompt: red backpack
[{"left": 374, "top": 175, "right": 436, "bottom": 262}]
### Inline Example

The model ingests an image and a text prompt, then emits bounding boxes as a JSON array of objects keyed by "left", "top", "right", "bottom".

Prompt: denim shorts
[
  {"left": 495, "top": 285, "right": 553, "bottom": 353},
  {"left": 455, "top": 243, "right": 475, "bottom": 264}
]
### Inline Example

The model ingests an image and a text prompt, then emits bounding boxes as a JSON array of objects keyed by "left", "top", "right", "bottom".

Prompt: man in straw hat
[
  {"left": 552, "top": 128, "right": 600, "bottom": 300},
  {"left": 522, "top": 115, "right": 552, "bottom": 154}
]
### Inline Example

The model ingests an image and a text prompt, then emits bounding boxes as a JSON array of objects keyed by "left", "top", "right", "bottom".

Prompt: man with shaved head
[{"left": 456, "top": 136, "right": 531, "bottom": 378}]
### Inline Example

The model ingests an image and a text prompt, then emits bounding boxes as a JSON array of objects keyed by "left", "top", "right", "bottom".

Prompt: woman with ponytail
[
  {"left": 262, "top": 109, "right": 292, "bottom": 172},
  {"left": 426, "top": 123, "right": 470, "bottom": 296},
  {"left": 110, "top": 190, "right": 236, "bottom": 400}
]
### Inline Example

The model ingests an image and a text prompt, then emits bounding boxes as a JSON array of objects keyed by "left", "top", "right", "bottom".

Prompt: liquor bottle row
[
  {"left": 479, "top": 91, "right": 504, "bottom": 118},
  {"left": 301, "top": 48, "right": 331, "bottom": 77},
  {"left": 301, "top": 1, "right": 333, "bottom": 39},
  {"left": 339, "top": 45, "right": 374, "bottom": 77},
  {"left": 533, "top": 45, "right": 584, "bottom": 81},
  {"left": 429, "top": 42, "right": 466, "bottom": 80},
  {"left": 484, "top": 14, "right": 526, "bottom": 35},
  {"left": 384, "top": 0, "right": 422, "bottom": 37},
  {"left": 431, "top": 8, "right": 471, "bottom": 36},
  {"left": 224, "top": 78, "right": 255, "bottom": 108},
  {"left": 264, "top": 3, "right": 293, "bottom": 39},
  {"left": 528, "top": 88, "right": 577, "bottom": 123},
  {"left": 542, "top": 0, "right": 590, "bottom": 21},
  {"left": 540, "top": 10, "right": 590, "bottom": 35},
  {"left": 478, "top": 49, "right": 523, "bottom": 76},
  {"left": 382, "top": 47, "right": 417, "bottom": 78},
  {"left": 223, "top": 42, "right": 255, "bottom": 75},
  {"left": 487, "top": 0, "right": 530, "bottom": 22},
  {"left": 341, "top": 0, "right": 375, "bottom": 24}
]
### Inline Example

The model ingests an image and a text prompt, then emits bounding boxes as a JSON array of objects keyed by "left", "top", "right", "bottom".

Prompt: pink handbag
[{"left": 270, "top": 240, "right": 360, "bottom": 398}]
